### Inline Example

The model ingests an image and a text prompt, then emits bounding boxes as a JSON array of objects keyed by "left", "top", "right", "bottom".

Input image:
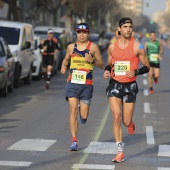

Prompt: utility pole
[
  {"left": 98, "top": 8, "right": 101, "bottom": 33},
  {"left": 23, "top": 0, "right": 26, "bottom": 22},
  {"left": 83, "top": 0, "right": 87, "bottom": 22}
]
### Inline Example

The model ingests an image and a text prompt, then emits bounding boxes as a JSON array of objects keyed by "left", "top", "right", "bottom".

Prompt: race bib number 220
[{"left": 115, "top": 61, "right": 130, "bottom": 75}]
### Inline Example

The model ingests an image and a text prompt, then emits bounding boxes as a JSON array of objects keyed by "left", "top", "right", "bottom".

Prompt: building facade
[{"left": 116, "top": 0, "right": 143, "bottom": 16}]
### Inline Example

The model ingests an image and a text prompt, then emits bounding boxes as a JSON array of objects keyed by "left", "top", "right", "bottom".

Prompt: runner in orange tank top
[{"left": 103, "top": 17, "right": 150, "bottom": 163}]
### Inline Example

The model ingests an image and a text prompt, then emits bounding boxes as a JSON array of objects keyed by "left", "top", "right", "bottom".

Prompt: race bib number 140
[
  {"left": 71, "top": 70, "right": 87, "bottom": 84},
  {"left": 115, "top": 61, "right": 130, "bottom": 75}
]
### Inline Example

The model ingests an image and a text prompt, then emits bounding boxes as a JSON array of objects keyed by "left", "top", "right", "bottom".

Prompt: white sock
[{"left": 116, "top": 142, "right": 124, "bottom": 152}]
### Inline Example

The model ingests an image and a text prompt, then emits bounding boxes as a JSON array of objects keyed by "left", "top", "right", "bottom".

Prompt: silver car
[{"left": 0, "top": 37, "right": 15, "bottom": 97}]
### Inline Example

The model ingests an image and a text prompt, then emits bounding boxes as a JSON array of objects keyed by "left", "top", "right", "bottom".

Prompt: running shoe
[
  {"left": 78, "top": 104, "right": 87, "bottom": 124},
  {"left": 45, "top": 82, "right": 49, "bottom": 89},
  {"left": 70, "top": 142, "right": 78, "bottom": 151},
  {"left": 127, "top": 121, "right": 135, "bottom": 135},
  {"left": 149, "top": 89, "right": 154, "bottom": 94},
  {"left": 112, "top": 152, "right": 125, "bottom": 163},
  {"left": 154, "top": 77, "right": 158, "bottom": 84},
  {"left": 42, "top": 74, "right": 47, "bottom": 81}
]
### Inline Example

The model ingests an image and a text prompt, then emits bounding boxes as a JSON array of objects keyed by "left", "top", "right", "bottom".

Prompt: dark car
[
  {"left": 89, "top": 33, "right": 99, "bottom": 45},
  {"left": 0, "top": 37, "right": 15, "bottom": 97}
]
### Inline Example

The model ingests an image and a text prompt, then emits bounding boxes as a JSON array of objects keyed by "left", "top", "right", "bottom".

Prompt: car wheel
[
  {"left": 0, "top": 82, "right": 8, "bottom": 97},
  {"left": 14, "top": 63, "right": 21, "bottom": 88},
  {"left": 8, "top": 75, "right": 14, "bottom": 93},
  {"left": 24, "top": 68, "right": 32, "bottom": 84}
]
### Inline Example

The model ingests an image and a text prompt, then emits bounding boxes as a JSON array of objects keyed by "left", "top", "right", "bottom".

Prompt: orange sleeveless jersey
[{"left": 111, "top": 38, "right": 139, "bottom": 83}]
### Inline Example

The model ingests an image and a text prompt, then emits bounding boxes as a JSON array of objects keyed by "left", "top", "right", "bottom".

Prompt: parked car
[
  {"left": 89, "top": 33, "right": 99, "bottom": 45},
  {"left": 0, "top": 20, "right": 35, "bottom": 88},
  {"left": 0, "top": 37, "right": 15, "bottom": 97},
  {"left": 103, "top": 32, "right": 115, "bottom": 49},
  {"left": 32, "top": 35, "right": 43, "bottom": 80}
]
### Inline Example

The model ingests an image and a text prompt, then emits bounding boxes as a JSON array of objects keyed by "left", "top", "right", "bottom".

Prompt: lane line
[
  {"left": 158, "top": 145, "right": 170, "bottom": 157},
  {"left": 146, "top": 126, "right": 155, "bottom": 144},
  {"left": 143, "top": 89, "right": 149, "bottom": 96},
  {"left": 8, "top": 139, "right": 56, "bottom": 151},
  {"left": 72, "top": 104, "right": 110, "bottom": 170},
  {"left": 143, "top": 74, "right": 147, "bottom": 77},
  {"left": 143, "top": 79, "right": 148, "bottom": 86},
  {"left": 158, "top": 168, "right": 170, "bottom": 170},
  {"left": 0, "top": 161, "right": 32, "bottom": 167},
  {"left": 144, "top": 102, "right": 150, "bottom": 113},
  {"left": 73, "top": 164, "right": 115, "bottom": 169}
]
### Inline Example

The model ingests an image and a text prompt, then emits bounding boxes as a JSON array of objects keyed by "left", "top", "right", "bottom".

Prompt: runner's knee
[
  {"left": 122, "top": 119, "right": 131, "bottom": 127},
  {"left": 112, "top": 112, "right": 121, "bottom": 124}
]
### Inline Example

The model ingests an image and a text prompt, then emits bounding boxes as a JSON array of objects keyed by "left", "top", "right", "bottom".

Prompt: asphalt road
[{"left": 0, "top": 43, "right": 170, "bottom": 170}]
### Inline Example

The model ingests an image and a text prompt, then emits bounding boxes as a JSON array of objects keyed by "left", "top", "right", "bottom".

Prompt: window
[
  {"left": 0, "top": 41, "right": 5, "bottom": 57},
  {"left": 0, "top": 27, "right": 20, "bottom": 45}
]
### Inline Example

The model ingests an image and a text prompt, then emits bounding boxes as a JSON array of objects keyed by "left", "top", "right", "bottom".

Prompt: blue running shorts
[{"left": 65, "top": 82, "right": 93, "bottom": 105}]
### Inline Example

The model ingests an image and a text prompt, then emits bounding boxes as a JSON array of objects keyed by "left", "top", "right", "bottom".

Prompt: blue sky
[{"left": 143, "top": 0, "right": 166, "bottom": 18}]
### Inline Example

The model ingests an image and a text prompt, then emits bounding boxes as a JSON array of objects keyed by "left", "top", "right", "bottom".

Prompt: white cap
[{"left": 47, "top": 29, "right": 54, "bottom": 34}]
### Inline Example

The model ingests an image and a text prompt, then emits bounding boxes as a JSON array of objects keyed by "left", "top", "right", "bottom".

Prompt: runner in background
[
  {"left": 39, "top": 29, "right": 58, "bottom": 89},
  {"left": 144, "top": 31, "right": 164, "bottom": 94}
]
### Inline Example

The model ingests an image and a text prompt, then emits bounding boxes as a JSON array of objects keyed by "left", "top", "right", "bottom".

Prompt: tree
[{"left": 5, "top": 0, "right": 22, "bottom": 21}]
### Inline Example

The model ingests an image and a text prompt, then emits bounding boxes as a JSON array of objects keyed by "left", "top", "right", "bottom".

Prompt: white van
[
  {"left": 0, "top": 20, "right": 35, "bottom": 88},
  {"left": 32, "top": 35, "right": 43, "bottom": 80}
]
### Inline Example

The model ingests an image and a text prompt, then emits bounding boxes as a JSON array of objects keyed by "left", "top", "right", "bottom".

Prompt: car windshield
[
  {"left": 34, "top": 31, "right": 61, "bottom": 39},
  {"left": 0, "top": 27, "right": 20, "bottom": 45},
  {"left": 0, "top": 41, "right": 5, "bottom": 57}
]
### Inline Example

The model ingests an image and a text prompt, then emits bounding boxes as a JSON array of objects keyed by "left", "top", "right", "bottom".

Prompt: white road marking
[
  {"left": 72, "top": 164, "right": 115, "bottom": 169},
  {"left": 143, "top": 79, "right": 148, "bottom": 85},
  {"left": 84, "top": 142, "right": 117, "bottom": 154},
  {"left": 144, "top": 102, "right": 150, "bottom": 113},
  {"left": 158, "top": 168, "right": 170, "bottom": 170},
  {"left": 143, "top": 89, "right": 149, "bottom": 96},
  {"left": 143, "top": 74, "right": 147, "bottom": 77},
  {"left": 146, "top": 126, "right": 155, "bottom": 144},
  {"left": 158, "top": 145, "right": 170, "bottom": 157},
  {"left": 0, "top": 161, "right": 32, "bottom": 167},
  {"left": 8, "top": 139, "right": 56, "bottom": 151}
]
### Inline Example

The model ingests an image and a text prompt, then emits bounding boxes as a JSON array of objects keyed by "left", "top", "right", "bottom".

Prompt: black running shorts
[
  {"left": 106, "top": 79, "right": 138, "bottom": 103},
  {"left": 149, "top": 62, "right": 160, "bottom": 68},
  {"left": 43, "top": 55, "right": 54, "bottom": 67}
]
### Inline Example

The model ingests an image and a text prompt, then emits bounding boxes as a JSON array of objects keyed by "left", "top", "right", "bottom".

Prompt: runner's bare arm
[
  {"left": 87, "top": 43, "right": 104, "bottom": 69},
  {"left": 138, "top": 44, "right": 150, "bottom": 68},
  {"left": 159, "top": 41, "right": 164, "bottom": 60},
  {"left": 61, "top": 44, "right": 73, "bottom": 74},
  {"left": 144, "top": 42, "right": 147, "bottom": 51},
  {"left": 103, "top": 43, "right": 114, "bottom": 79},
  {"left": 126, "top": 42, "right": 150, "bottom": 78}
]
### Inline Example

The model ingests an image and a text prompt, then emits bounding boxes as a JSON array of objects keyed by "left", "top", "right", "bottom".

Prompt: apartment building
[
  {"left": 116, "top": 0, "right": 143, "bottom": 16},
  {"left": 165, "top": 0, "right": 170, "bottom": 13}
]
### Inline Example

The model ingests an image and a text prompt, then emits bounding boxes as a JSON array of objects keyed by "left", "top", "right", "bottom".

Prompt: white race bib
[
  {"left": 150, "top": 54, "right": 158, "bottom": 62},
  {"left": 115, "top": 61, "right": 130, "bottom": 75},
  {"left": 71, "top": 70, "right": 87, "bottom": 84}
]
